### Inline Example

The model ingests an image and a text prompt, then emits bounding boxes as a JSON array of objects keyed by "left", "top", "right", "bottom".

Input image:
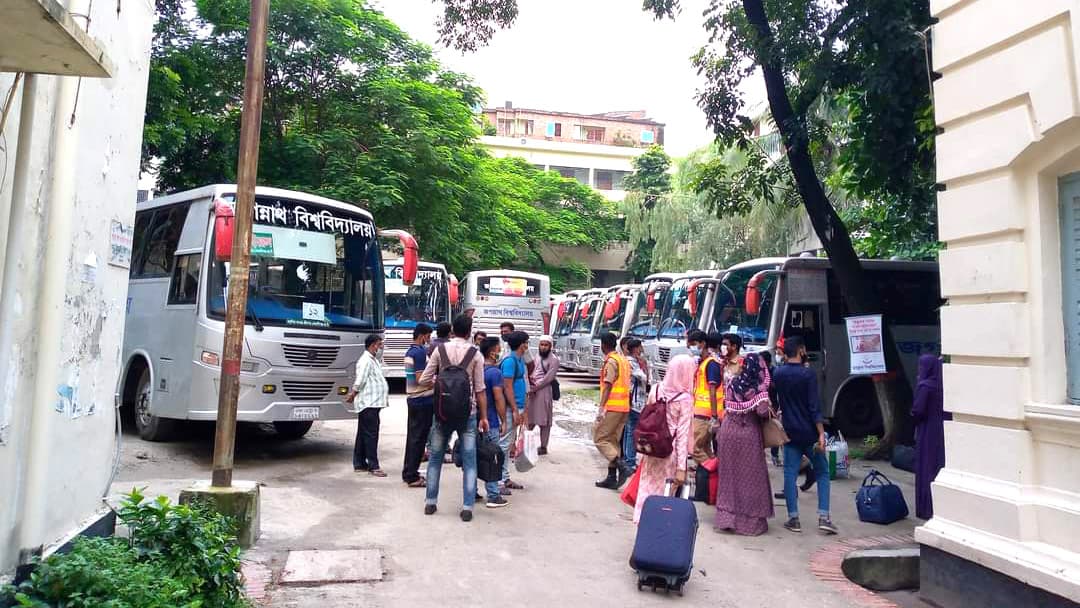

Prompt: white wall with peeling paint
[{"left": 0, "top": 0, "right": 154, "bottom": 576}]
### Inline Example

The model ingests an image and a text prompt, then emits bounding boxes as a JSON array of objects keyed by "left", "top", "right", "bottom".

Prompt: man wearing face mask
[
  {"left": 686, "top": 329, "right": 707, "bottom": 360},
  {"left": 691, "top": 332, "right": 725, "bottom": 464}
]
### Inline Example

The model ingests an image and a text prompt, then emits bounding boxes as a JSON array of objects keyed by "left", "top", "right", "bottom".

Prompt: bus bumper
[{"left": 187, "top": 364, "right": 357, "bottom": 422}]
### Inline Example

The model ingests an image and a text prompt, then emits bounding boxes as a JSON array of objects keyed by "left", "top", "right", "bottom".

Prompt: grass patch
[{"left": 563, "top": 387, "right": 600, "bottom": 402}]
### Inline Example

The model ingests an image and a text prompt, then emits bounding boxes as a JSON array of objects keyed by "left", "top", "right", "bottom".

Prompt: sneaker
[
  {"left": 818, "top": 517, "right": 838, "bottom": 535},
  {"left": 460, "top": 509, "right": 473, "bottom": 522},
  {"left": 784, "top": 517, "right": 802, "bottom": 533},
  {"left": 424, "top": 504, "right": 437, "bottom": 516},
  {"left": 800, "top": 475, "right": 817, "bottom": 492},
  {"left": 537, "top": 447, "right": 548, "bottom": 456},
  {"left": 485, "top": 496, "right": 510, "bottom": 509}
]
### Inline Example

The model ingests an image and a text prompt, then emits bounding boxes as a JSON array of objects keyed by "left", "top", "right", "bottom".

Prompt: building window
[
  {"left": 1060, "top": 173, "right": 1080, "bottom": 404},
  {"left": 572, "top": 125, "right": 586, "bottom": 140},
  {"left": 497, "top": 118, "right": 512, "bottom": 135},
  {"left": 551, "top": 165, "right": 590, "bottom": 185},
  {"left": 641, "top": 130, "right": 655, "bottom": 144},
  {"left": 585, "top": 127, "right": 605, "bottom": 142},
  {"left": 594, "top": 169, "right": 632, "bottom": 191},
  {"left": 522, "top": 120, "right": 534, "bottom": 136},
  {"left": 554, "top": 122, "right": 562, "bottom": 137}
]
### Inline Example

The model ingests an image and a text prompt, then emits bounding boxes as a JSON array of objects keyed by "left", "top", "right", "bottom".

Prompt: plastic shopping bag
[
  {"left": 620, "top": 467, "right": 642, "bottom": 508},
  {"left": 827, "top": 432, "right": 850, "bottom": 479},
  {"left": 514, "top": 426, "right": 540, "bottom": 473}
]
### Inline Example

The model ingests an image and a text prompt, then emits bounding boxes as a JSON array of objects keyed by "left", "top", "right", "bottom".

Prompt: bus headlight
[
  {"left": 240, "top": 360, "right": 259, "bottom": 373},
  {"left": 201, "top": 351, "right": 220, "bottom": 366}
]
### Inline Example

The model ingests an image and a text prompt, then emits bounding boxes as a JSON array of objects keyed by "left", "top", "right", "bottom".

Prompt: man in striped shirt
[{"left": 345, "top": 334, "right": 390, "bottom": 477}]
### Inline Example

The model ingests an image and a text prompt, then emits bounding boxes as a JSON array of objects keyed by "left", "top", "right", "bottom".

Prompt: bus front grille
[
  {"left": 382, "top": 335, "right": 413, "bottom": 367},
  {"left": 282, "top": 381, "right": 335, "bottom": 401},
  {"left": 283, "top": 344, "right": 340, "bottom": 368},
  {"left": 658, "top": 346, "right": 671, "bottom": 363},
  {"left": 592, "top": 345, "right": 600, "bottom": 358}
]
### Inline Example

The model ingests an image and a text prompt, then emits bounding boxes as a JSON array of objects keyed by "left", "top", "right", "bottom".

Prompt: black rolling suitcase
[{"left": 630, "top": 479, "right": 698, "bottom": 595}]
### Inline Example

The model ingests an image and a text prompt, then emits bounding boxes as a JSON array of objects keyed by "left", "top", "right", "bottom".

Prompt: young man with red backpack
[{"left": 418, "top": 315, "right": 490, "bottom": 522}]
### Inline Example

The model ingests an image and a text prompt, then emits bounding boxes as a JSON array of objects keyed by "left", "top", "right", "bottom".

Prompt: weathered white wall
[
  {"left": 0, "top": 0, "right": 154, "bottom": 575},
  {"left": 916, "top": 0, "right": 1080, "bottom": 602}
]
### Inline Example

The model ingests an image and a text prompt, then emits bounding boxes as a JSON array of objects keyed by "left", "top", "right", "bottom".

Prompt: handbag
[
  {"left": 476, "top": 432, "right": 505, "bottom": 483},
  {"left": 514, "top": 426, "right": 540, "bottom": 473},
  {"left": 855, "top": 469, "right": 909, "bottom": 524},
  {"left": 620, "top": 466, "right": 642, "bottom": 508},
  {"left": 762, "top": 408, "right": 789, "bottom": 449}
]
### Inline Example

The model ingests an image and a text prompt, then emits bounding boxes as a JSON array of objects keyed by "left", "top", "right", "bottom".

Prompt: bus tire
[
  {"left": 273, "top": 420, "right": 314, "bottom": 440},
  {"left": 133, "top": 366, "right": 178, "bottom": 442},
  {"left": 832, "top": 378, "right": 885, "bottom": 439}
]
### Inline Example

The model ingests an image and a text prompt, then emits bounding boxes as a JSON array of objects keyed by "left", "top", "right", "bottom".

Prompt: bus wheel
[
  {"left": 832, "top": 379, "right": 885, "bottom": 439},
  {"left": 273, "top": 420, "right": 314, "bottom": 440},
  {"left": 134, "top": 367, "right": 177, "bottom": 441}
]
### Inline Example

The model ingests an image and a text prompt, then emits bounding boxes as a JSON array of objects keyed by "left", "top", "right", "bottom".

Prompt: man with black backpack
[{"left": 418, "top": 315, "right": 490, "bottom": 522}]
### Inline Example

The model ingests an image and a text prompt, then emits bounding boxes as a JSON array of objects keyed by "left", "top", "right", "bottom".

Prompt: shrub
[{"left": 2, "top": 489, "right": 250, "bottom": 608}]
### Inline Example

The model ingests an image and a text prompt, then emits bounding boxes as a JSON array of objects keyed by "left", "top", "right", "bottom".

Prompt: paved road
[{"left": 113, "top": 375, "right": 920, "bottom": 607}]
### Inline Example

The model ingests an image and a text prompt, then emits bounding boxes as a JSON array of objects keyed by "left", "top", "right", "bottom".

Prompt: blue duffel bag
[{"left": 856, "top": 469, "right": 909, "bottom": 524}]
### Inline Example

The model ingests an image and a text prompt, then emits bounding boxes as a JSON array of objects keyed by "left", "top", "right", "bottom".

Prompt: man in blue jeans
[
  {"left": 498, "top": 331, "right": 529, "bottom": 493},
  {"left": 418, "top": 315, "right": 490, "bottom": 522},
  {"left": 772, "top": 336, "right": 837, "bottom": 535},
  {"left": 480, "top": 337, "right": 510, "bottom": 508}
]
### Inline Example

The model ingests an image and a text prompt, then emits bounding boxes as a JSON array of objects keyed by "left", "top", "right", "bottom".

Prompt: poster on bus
[
  {"left": 846, "top": 314, "right": 886, "bottom": 375},
  {"left": 485, "top": 277, "right": 530, "bottom": 297}
]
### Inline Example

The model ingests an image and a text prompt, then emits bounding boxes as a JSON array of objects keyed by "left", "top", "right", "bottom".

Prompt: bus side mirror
[
  {"left": 688, "top": 281, "right": 702, "bottom": 316},
  {"left": 380, "top": 229, "right": 419, "bottom": 285},
  {"left": 449, "top": 274, "right": 460, "bottom": 306},
  {"left": 746, "top": 271, "right": 773, "bottom": 316},
  {"left": 542, "top": 311, "right": 551, "bottom": 334},
  {"left": 604, "top": 299, "right": 618, "bottom": 321},
  {"left": 214, "top": 201, "right": 234, "bottom": 262},
  {"left": 646, "top": 292, "right": 656, "bottom": 314}
]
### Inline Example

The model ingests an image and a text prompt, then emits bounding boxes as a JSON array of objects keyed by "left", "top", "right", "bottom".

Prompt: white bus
[
  {"left": 564, "top": 288, "right": 606, "bottom": 372},
  {"left": 459, "top": 270, "right": 551, "bottom": 348},
  {"left": 586, "top": 284, "right": 640, "bottom": 375},
  {"left": 688, "top": 256, "right": 941, "bottom": 437},
  {"left": 381, "top": 260, "right": 454, "bottom": 378},
  {"left": 118, "top": 185, "right": 418, "bottom": 441},
  {"left": 645, "top": 270, "right": 719, "bottom": 382},
  {"left": 553, "top": 290, "right": 586, "bottom": 367}
]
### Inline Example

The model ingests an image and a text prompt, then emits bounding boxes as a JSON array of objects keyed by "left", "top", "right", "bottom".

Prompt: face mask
[
  {"left": 720, "top": 345, "right": 730, "bottom": 357},
  {"left": 689, "top": 345, "right": 702, "bottom": 357}
]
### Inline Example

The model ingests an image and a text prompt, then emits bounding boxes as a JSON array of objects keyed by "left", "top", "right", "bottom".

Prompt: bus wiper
[{"left": 246, "top": 303, "right": 265, "bottom": 332}]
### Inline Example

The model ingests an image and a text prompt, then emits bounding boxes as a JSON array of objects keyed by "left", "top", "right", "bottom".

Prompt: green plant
[{"left": 2, "top": 489, "right": 250, "bottom": 608}]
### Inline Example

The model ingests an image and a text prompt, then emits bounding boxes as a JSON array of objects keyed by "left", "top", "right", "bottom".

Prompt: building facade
[
  {"left": 481, "top": 103, "right": 665, "bottom": 285},
  {"left": 917, "top": 1, "right": 1080, "bottom": 605},
  {"left": 0, "top": 0, "right": 154, "bottom": 577}
]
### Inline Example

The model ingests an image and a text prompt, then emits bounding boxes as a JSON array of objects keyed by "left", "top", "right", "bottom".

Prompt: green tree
[
  {"left": 143, "top": 0, "right": 615, "bottom": 278},
  {"left": 622, "top": 145, "right": 673, "bottom": 279}
]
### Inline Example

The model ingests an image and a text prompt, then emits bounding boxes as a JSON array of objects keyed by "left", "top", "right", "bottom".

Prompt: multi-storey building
[{"left": 480, "top": 103, "right": 666, "bottom": 285}]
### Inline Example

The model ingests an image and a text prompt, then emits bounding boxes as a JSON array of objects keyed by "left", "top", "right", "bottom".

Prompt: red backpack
[{"left": 633, "top": 387, "right": 681, "bottom": 459}]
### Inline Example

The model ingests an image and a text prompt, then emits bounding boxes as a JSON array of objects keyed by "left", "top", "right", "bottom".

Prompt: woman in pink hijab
[{"left": 633, "top": 354, "right": 695, "bottom": 523}]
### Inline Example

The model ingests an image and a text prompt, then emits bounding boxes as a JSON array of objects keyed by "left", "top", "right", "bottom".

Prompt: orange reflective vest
[
  {"left": 601, "top": 352, "right": 632, "bottom": 413},
  {"left": 694, "top": 355, "right": 723, "bottom": 419}
]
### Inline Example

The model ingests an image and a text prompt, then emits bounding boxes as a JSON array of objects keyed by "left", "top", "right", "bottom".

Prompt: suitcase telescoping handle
[{"left": 664, "top": 477, "right": 691, "bottom": 500}]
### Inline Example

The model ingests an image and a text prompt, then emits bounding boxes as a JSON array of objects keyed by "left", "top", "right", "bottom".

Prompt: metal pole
[{"left": 212, "top": 0, "right": 269, "bottom": 488}]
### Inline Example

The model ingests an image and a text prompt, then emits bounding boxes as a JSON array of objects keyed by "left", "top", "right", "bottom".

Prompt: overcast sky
[{"left": 375, "top": 0, "right": 721, "bottom": 156}]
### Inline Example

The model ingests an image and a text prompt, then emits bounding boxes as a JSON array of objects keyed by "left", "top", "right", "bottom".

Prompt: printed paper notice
[
  {"left": 846, "top": 314, "right": 886, "bottom": 375},
  {"left": 302, "top": 302, "right": 326, "bottom": 322},
  {"left": 108, "top": 221, "right": 133, "bottom": 268}
]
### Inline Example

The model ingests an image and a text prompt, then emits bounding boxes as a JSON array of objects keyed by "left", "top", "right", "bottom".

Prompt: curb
[{"left": 808, "top": 533, "right": 915, "bottom": 608}]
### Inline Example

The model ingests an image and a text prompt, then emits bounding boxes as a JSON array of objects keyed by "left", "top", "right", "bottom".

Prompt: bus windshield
[
  {"left": 712, "top": 264, "right": 779, "bottom": 344},
  {"left": 596, "top": 292, "right": 631, "bottom": 336},
  {"left": 207, "top": 197, "right": 383, "bottom": 331},
  {"left": 657, "top": 277, "right": 695, "bottom": 339},
  {"left": 384, "top": 266, "right": 449, "bottom": 329},
  {"left": 555, "top": 299, "right": 579, "bottom": 336},
  {"left": 572, "top": 299, "right": 600, "bottom": 333},
  {"left": 627, "top": 282, "right": 670, "bottom": 339}
]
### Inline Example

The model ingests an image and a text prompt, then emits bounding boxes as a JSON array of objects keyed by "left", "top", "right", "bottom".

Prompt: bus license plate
[{"left": 290, "top": 406, "right": 320, "bottom": 421}]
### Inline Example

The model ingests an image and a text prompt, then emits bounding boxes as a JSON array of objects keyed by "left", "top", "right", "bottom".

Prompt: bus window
[
  {"left": 658, "top": 279, "right": 694, "bottom": 339},
  {"left": 167, "top": 254, "right": 201, "bottom": 305},
  {"left": 782, "top": 304, "right": 822, "bottom": 352},
  {"left": 556, "top": 299, "right": 578, "bottom": 336},
  {"left": 478, "top": 275, "right": 542, "bottom": 298},
  {"left": 572, "top": 300, "right": 598, "bottom": 333},
  {"left": 384, "top": 267, "right": 450, "bottom": 329},
  {"left": 596, "top": 293, "right": 630, "bottom": 336},
  {"left": 715, "top": 265, "right": 778, "bottom": 345},
  {"left": 131, "top": 204, "right": 190, "bottom": 278},
  {"left": 826, "top": 270, "right": 942, "bottom": 325},
  {"left": 627, "top": 283, "right": 668, "bottom": 339}
]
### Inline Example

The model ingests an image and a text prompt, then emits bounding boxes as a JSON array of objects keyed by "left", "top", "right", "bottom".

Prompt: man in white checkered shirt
[{"left": 345, "top": 334, "right": 389, "bottom": 477}]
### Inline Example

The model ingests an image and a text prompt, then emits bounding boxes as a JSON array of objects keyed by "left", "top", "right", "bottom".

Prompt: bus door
[{"left": 781, "top": 302, "right": 827, "bottom": 402}]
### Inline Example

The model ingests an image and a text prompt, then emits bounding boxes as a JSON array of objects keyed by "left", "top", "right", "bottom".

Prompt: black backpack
[{"left": 435, "top": 343, "right": 477, "bottom": 428}]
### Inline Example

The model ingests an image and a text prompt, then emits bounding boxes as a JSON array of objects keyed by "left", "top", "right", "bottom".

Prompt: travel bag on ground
[
  {"left": 476, "top": 432, "right": 505, "bottom": 482},
  {"left": 826, "top": 432, "right": 850, "bottom": 479},
  {"left": 630, "top": 479, "right": 698, "bottom": 596},
  {"left": 514, "top": 426, "right": 540, "bottom": 473},
  {"left": 856, "top": 469, "right": 909, "bottom": 524},
  {"left": 891, "top": 444, "right": 916, "bottom": 473}
]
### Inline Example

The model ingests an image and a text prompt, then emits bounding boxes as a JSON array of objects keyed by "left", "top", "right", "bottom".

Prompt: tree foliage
[{"left": 143, "top": 0, "right": 616, "bottom": 276}]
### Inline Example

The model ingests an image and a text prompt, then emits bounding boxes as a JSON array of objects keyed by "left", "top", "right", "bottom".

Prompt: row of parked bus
[
  {"left": 118, "top": 184, "right": 552, "bottom": 442},
  {"left": 551, "top": 257, "right": 942, "bottom": 438}
]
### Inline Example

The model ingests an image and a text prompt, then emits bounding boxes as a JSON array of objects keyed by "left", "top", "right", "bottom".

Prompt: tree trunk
[{"left": 742, "top": 0, "right": 913, "bottom": 455}]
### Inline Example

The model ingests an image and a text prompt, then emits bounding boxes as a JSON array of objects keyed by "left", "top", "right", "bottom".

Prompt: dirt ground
[{"left": 112, "top": 377, "right": 921, "bottom": 607}]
